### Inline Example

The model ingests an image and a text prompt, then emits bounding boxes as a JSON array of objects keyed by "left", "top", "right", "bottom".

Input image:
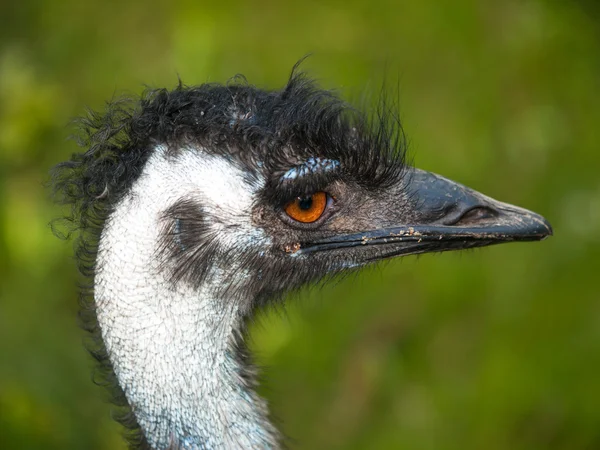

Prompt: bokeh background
[{"left": 1, "top": 0, "right": 599, "bottom": 449}]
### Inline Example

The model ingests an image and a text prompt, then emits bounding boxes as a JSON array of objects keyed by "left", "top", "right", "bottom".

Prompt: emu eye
[{"left": 284, "top": 192, "right": 328, "bottom": 223}]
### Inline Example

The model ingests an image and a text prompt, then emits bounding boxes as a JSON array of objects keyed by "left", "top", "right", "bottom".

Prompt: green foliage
[{"left": 1, "top": 1, "right": 598, "bottom": 448}]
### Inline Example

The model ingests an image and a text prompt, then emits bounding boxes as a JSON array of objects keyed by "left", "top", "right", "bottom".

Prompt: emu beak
[{"left": 299, "top": 169, "right": 552, "bottom": 258}]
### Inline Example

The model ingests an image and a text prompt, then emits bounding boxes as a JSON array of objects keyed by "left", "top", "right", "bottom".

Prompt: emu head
[
  {"left": 53, "top": 70, "right": 552, "bottom": 449},
  {"left": 56, "top": 72, "right": 553, "bottom": 313},
  {"left": 110, "top": 76, "right": 550, "bottom": 310}
]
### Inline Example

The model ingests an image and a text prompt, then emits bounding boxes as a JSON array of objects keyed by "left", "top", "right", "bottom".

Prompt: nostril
[{"left": 453, "top": 206, "right": 497, "bottom": 226}]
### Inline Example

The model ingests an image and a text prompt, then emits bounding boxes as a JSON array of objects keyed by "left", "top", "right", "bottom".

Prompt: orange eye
[{"left": 284, "top": 192, "right": 328, "bottom": 223}]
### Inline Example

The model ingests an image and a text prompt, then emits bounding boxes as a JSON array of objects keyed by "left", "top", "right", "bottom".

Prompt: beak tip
[
  {"left": 514, "top": 210, "right": 553, "bottom": 241},
  {"left": 539, "top": 216, "right": 553, "bottom": 239}
]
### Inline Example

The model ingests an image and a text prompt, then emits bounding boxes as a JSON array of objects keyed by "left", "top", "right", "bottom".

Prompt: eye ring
[{"left": 284, "top": 192, "right": 328, "bottom": 223}]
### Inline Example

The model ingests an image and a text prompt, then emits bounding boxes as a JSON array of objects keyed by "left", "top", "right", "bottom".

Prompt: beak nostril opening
[{"left": 450, "top": 206, "right": 498, "bottom": 226}]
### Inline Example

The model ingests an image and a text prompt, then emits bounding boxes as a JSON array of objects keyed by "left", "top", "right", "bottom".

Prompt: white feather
[{"left": 95, "top": 145, "right": 277, "bottom": 449}]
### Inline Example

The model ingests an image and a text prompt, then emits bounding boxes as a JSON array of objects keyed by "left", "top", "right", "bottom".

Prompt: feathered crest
[{"left": 53, "top": 66, "right": 408, "bottom": 234}]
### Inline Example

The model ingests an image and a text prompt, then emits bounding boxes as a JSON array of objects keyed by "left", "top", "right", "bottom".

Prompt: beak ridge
[{"left": 409, "top": 169, "right": 553, "bottom": 240}]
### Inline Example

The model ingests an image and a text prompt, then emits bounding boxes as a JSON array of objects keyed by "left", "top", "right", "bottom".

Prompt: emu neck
[
  {"left": 96, "top": 228, "right": 276, "bottom": 449},
  {"left": 93, "top": 150, "right": 278, "bottom": 449},
  {"left": 96, "top": 282, "right": 274, "bottom": 449}
]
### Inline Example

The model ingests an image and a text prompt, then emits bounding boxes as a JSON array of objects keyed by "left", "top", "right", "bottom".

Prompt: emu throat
[{"left": 94, "top": 148, "right": 277, "bottom": 449}]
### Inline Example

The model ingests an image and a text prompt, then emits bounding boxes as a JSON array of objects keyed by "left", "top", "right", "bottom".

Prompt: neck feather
[
  {"left": 95, "top": 269, "right": 277, "bottom": 449},
  {"left": 94, "top": 149, "right": 279, "bottom": 449}
]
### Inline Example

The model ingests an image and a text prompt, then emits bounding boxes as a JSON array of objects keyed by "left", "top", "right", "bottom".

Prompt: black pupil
[{"left": 297, "top": 196, "right": 313, "bottom": 210}]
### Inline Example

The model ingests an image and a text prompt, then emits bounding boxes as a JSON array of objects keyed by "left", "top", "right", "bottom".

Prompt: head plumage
[{"left": 52, "top": 66, "right": 408, "bottom": 242}]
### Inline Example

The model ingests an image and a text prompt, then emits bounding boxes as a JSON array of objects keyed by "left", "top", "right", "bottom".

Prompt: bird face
[
  {"left": 156, "top": 144, "right": 551, "bottom": 309},
  {"left": 245, "top": 160, "right": 552, "bottom": 303},
  {"left": 65, "top": 75, "right": 551, "bottom": 309}
]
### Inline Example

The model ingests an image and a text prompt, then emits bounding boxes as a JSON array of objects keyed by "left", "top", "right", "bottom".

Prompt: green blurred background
[{"left": 1, "top": 0, "right": 599, "bottom": 449}]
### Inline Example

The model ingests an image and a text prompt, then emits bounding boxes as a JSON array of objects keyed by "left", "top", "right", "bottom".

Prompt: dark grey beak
[{"left": 299, "top": 169, "right": 552, "bottom": 258}]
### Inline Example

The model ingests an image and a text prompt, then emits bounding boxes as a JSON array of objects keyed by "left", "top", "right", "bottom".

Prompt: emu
[{"left": 53, "top": 69, "right": 552, "bottom": 449}]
